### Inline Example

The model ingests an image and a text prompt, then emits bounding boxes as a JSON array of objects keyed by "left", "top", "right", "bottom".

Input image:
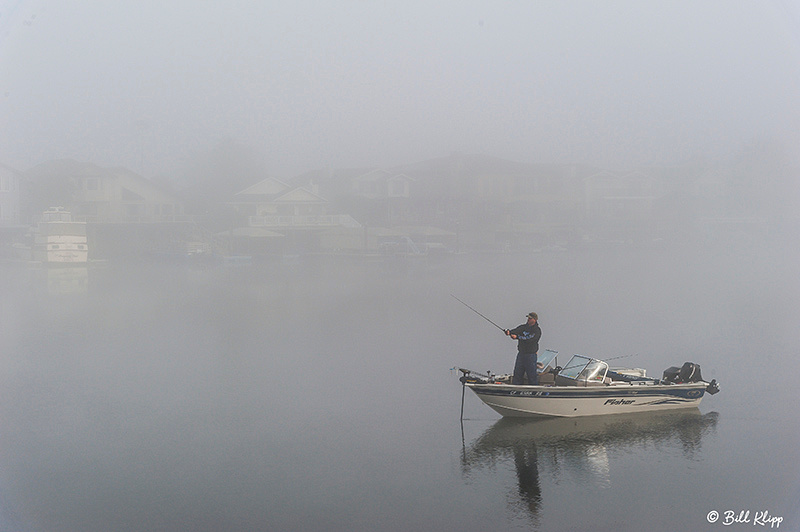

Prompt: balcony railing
[
  {"left": 249, "top": 214, "right": 361, "bottom": 228},
  {"left": 73, "top": 214, "right": 200, "bottom": 224}
]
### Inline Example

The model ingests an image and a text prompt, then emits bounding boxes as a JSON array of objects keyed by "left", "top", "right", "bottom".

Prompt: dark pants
[{"left": 513, "top": 352, "right": 538, "bottom": 385}]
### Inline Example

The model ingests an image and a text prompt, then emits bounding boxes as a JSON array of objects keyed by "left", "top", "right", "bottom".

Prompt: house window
[
  {"left": 516, "top": 177, "right": 540, "bottom": 194},
  {"left": 121, "top": 188, "right": 144, "bottom": 201},
  {"left": 389, "top": 180, "right": 407, "bottom": 197},
  {"left": 126, "top": 204, "right": 144, "bottom": 217},
  {"left": 80, "top": 204, "right": 98, "bottom": 216},
  {"left": 360, "top": 182, "right": 379, "bottom": 195}
]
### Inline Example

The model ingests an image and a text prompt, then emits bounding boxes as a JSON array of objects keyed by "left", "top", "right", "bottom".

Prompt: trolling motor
[
  {"left": 457, "top": 368, "right": 496, "bottom": 420},
  {"left": 456, "top": 368, "right": 481, "bottom": 421},
  {"left": 457, "top": 368, "right": 491, "bottom": 384}
]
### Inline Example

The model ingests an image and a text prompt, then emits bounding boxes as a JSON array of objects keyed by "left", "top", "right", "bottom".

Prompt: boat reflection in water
[
  {"left": 45, "top": 266, "right": 89, "bottom": 295},
  {"left": 460, "top": 409, "right": 719, "bottom": 525}
]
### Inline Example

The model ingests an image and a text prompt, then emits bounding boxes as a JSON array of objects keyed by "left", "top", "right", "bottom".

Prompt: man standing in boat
[{"left": 505, "top": 312, "right": 541, "bottom": 385}]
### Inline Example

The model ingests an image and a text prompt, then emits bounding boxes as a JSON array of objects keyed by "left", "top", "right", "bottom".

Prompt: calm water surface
[{"left": 1, "top": 241, "right": 798, "bottom": 531}]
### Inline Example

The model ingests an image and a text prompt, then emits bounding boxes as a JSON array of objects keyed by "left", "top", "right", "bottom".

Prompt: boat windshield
[
  {"left": 559, "top": 355, "right": 609, "bottom": 382},
  {"left": 537, "top": 349, "right": 558, "bottom": 372},
  {"left": 579, "top": 359, "right": 609, "bottom": 382}
]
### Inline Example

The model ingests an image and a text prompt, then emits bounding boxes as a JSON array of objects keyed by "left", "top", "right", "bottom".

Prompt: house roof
[
  {"left": 353, "top": 169, "right": 415, "bottom": 183},
  {"left": 230, "top": 177, "right": 330, "bottom": 204},
  {"left": 0, "top": 162, "right": 23, "bottom": 176},
  {"left": 272, "top": 187, "right": 328, "bottom": 204},
  {"left": 24, "top": 159, "right": 181, "bottom": 197},
  {"left": 236, "top": 177, "right": 291, "bottom": 196}
]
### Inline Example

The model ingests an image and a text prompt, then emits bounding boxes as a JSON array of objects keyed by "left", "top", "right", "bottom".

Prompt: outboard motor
[
  {"left": 662, "top": 362, "right": 704, "bottom": 383},
  {"left": 678, "top": 362, "right": 704, "bottom": 383},
  {"left": 662, "top": 366, "right": 682, "bottom": 384}
]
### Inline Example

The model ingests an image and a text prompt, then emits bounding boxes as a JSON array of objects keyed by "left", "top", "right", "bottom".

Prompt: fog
[
  {"left": 1, "top": 2, "right": 800, "bottom": 529},
  {"left": 2, "top": 1, "right": 799, "bottom": 176}
]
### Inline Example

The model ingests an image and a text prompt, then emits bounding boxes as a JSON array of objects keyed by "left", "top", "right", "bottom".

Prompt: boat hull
[
  {"left": 466, "top": 382, "right": 707, "bottom": 418},
  {"left": 32, "top": 238, "right": 89, "bottom": 264},
  {"left": 33, "top": 219, "right": 89, "bottom": 265}
]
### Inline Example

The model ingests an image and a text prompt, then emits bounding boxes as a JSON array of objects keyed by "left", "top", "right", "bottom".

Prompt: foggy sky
[{"left": 1, "top": 0, "right": 799, "bottom": 178}]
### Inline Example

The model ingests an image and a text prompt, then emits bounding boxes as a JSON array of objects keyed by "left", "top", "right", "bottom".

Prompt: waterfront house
[
  {"left": 0, "top": 163, "right": 23, "bottom": 227},
  {"left": 225, "top": 177, "right": 361, "bottom": 254}
]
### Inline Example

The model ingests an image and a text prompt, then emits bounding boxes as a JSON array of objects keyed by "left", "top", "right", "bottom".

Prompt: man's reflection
[{"left": 513, "top": 444, "right": 541, "bottom": 517}]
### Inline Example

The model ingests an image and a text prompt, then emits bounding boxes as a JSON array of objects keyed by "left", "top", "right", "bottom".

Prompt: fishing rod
[
  {"left": 449, "top": 295, "right": 505, "bottom": 422},
  {"left": 450, "top": 295, "right": 505, "bottom": 332},
  {"left": 557, "top": 354, "right": 639, "bottom": 374},
  {"left": 604, "top": 354, "right": 638, "bottom": 362}
]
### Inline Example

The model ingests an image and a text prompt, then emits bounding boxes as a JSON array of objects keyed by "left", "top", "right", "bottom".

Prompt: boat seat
[
  {"left": 537, "top": 372, "right": 555, "bottom": 385},
  {"left": 554, "top": 374, "right": 580, "bottom": 386}
]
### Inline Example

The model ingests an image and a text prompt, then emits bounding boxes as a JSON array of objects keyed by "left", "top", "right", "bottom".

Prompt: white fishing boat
[
  {"left": 459, "top": 349, "right": 719, "bottom": 418},
  {"left": 32, "top": 207, "right": 89, "bottom": 265}
]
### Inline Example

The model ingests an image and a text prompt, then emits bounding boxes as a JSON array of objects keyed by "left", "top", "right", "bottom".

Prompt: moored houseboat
[{"left": 32, "top": 207, "right": 89, "bottom": 265}]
